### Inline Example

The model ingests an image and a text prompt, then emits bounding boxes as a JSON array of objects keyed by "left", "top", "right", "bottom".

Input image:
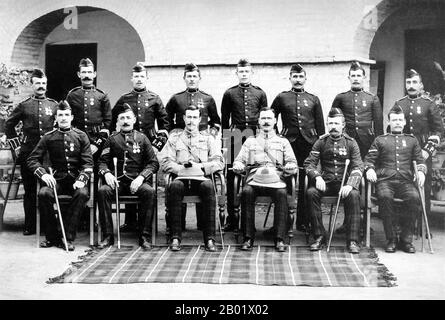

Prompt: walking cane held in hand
[
  {"left": 413, "top": 161, "right": 433, "bottom": 253},
  {"left": 327, "top": 159, "right": 350, "bottom": 252},
  {"left": 113, "top": 157, "right": 121, "bottom": 249},
  {"left": 48, "top": 167, "right": 68, "bottom": 253}
]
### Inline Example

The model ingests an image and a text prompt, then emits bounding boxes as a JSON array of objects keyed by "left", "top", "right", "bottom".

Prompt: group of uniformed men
[{"left": 3, "top": 57, "right": 443, "bottom": 254}]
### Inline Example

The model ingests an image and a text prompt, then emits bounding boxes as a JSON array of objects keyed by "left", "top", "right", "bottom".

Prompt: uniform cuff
[
  {"left": 34, "top": 167, "right": 47, "bottom": 179},
  {"left": 7, "top": 137, "right": 21, "bottom": 149}
]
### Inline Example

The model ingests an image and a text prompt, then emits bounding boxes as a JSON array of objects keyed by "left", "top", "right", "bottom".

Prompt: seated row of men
[{"left": 23, "top": 100, "right": 426, "bottom": 254}]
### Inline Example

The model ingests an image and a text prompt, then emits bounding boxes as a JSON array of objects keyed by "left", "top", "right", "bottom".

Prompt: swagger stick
[
  {"left": 327, "top": 159, "right": 350, "bottom": 252},
  {"left": 113, "top": 157, "right": 121, "bottom": 249},
  {"left": 413, "top": 161, "right": 433, "bottom": 253},
  {"left": 48, "top": 167, "right": 68, "bottom": 253}
]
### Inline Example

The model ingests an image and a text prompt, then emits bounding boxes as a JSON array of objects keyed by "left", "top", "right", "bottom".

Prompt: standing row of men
[{"left": 3, "top": 57, "right": 443, "bottom": 253}]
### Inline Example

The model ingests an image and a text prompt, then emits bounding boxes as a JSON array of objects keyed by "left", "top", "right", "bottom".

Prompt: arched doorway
[
  {"left": 355, "top": 0, "right": 445, "bottom": 117},
  {"left": 11, "top": 6, "right": 145, "bottom": 104}
]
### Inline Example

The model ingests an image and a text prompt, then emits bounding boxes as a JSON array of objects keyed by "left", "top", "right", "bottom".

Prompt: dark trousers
[
  {"left": 167, "top": 179, "right": 216, "bottom": 242},
  {"left": 97, "top": 177, "right": 155, "bottom": 238},
  {"left": 376, "top": 179, "right": 421, "bottom": 243},
  {"left": 289, "top": 137, "right": 313, "bottom": 229},
  {"left": 20, "top": 162, "right": 37, "bottom": 231},
  {"left": 306, "top": 181, "right": 361, "bottom": 242},
  {"left": 38, "top": 176, "right": 89, "bottom": 242},
  {"left": 241, "top": 185, "right": 288, "bottom": 241}
]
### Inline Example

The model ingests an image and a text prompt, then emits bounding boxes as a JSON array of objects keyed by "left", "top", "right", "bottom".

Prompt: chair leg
[
  {"left": 366, "top": 206, "right": 371, "bottom": 248},
  {"left": 328, "top": 204, "right": 334, "bottom": 235},
  {"left": 233, "top": 206, "right": 240, "bottom": 243},
  {"left": 89, "top": 206, "right": 94, "bottom": 247},
  {"left": 36, "top": 205, "right": 40, "bottom": 248},
  {"left": 288, "top": 207, "right": 295, "bottom": 245},
  {"left": 218, "top": 204, "right": 225, "bottom": 246},
  {"left": 152, "top": 197, "right": 157, "bottom": 245},
  {"left": 263, "top": 202, "right": 273, "bottom": 228}
]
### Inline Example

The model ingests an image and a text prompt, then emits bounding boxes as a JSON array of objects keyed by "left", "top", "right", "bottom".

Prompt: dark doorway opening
[
  {"left": 370, "top": 61, "right": 385, "bottom": 106},
  {"left": 405, "top": 29, "right": 445, "bottom": 96},
  {"left": 45, "top": 43, "right": 97, "bottom": 102}
]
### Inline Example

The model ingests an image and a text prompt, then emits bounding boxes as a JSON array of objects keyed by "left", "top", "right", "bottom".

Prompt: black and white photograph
[{"left": 0, "top": 0, "right": 444, "bottom": 304}]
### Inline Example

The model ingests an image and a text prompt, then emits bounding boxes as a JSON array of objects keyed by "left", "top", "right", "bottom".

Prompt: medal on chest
[
  {"left": 402, "top": 139, "right": 407, "bottom": 148},
  {"left": 145, "top": 100, "right": 149, "bottom": 107},
  {"left": 45, "top": 107, "right": 52, "bottom": 116},
  {"left": 362, "top": 100, "right": 367, "bottom": 107},
  {"left": 133, "top": 142, "right": 141, "bottom": 154},
  {"left": 303, "top": 99, "right": 308, "bottom": 107},
  {"left": 90, "top": 98, "right": 95, "bottom": 106},
  {"left": 417, "top": 106, "right": 421, "bottom": 114},
  {"left": 69, "top": 142, "right": 75, "bottom": 152},
  {"left": 338, "top": 146, "right": 347, "bottom": 156}
]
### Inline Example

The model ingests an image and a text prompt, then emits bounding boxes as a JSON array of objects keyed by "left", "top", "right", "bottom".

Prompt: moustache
[
  {"left": 329, "top": 129, "right": 339, "bottom": 133},
  {"left": 82, "top": 77, "right": 93, "bottom": 81},
  {"left": 37, "top": 87, "right": 45, "bottom": 90},
  {"left": 407, "top": 88, "right": 416, "bottom": 91},
  {"left": 122, "top": 123, "right": 130, "bottom": 126}
]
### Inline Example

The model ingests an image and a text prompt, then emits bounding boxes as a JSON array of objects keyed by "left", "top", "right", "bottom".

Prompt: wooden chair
[
  {"left": 36, "top": 173, "right": 95, "bottom": 247},
  {"left": 233, "top": 170, "right": 298, "bottom": 244},
  {"left": 97, "top": 173, "right": 158, "bottom": 245},
  {"left": 164, "top": 171, "right": 226, "bottom": 244}
]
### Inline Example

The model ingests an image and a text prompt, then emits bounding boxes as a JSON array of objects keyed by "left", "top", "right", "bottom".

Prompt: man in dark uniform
[
  {"left": 159, "top": 105, "right": 225, "bottom": 252},
  {"left": 365, "top": 105, "right": 426, "bottom": 253},
  {"left": 5, "top": 69, "right": 57, "bottom": 235},
  {"left": 233, "top": 107, "right": 298, "bottom": 252},
  {"left": 332, "top": 61, "right": 383, "bottom": 158},
  {"left": 304, "top": 108, "right": 363, "bottom": 254},
  {"left": 271, "top": 63, "right": 325, "bottom": 234},
  {"left": 66, "top": 58, "right": 111, "bottom": 230},
  {"left": 111, "top": 62, "right": 170, "bottom": 149},
  {"left": 66, "top": 58, "right": 112, "bottom": 160},
  {"left": 97, "top": 104, "right": 159, "bottom": 249},
  {"left": 166, "top": 63, "right": 221, "bottom": 135},
  {"left": 221, "top": 58, "right": 268, "bottom": 231},
  {"left": 165, "top": 63, "right": 221, "bottom": 230},
  {"left": 111, "top": 63, "right": 169, "bottom": 232},
  {"left": 27, "top": 101, "right": 93, "bottom": 251},
  {"left": 392, "top": 69, "right": 443, "bottom": 225}
]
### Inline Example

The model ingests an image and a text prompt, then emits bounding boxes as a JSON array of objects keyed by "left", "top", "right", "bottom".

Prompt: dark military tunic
[
  {"left": 5, "top": 95, "right": 57, "bottom": 162},
  {"left": 364, "top": 133, "right": 426, "bottom": 182},
  {"left": 271, "top": 88, "right": 325, "bottom": 145},
  {"left": 305, "top": 133, "right": 363, "bottom": 189},
  {"left": 27, "top": 126, "right": 93, "bottom": 243},
  {"left": 364, "top": 133, "right": 426, "bottom": 243},
  {"left": 221, "top": 84, "right": 268, "bottom": 130},
  {"left": 332, "top": 89, "right": 383, "bottom": 157},
  {"left": 27, "top": 127, "right": 93, "bottom": 182},
  {"left": 98, "top": 130, "right": 159, "bottom": 182},
  {"left": 393, "top": 95, "right": 443, "bottom": 147},
  {"left": 66, "top": 86, "right": 112, "bottom": 148},
  {"left": 5, "top": 95, "right": 58, "bottom": 232},
  {"left": 111, "top": 89, "right": 169, "bottom": 140},
  {"left": 166, "top": 89, "right": 220, "bottom": 132}
]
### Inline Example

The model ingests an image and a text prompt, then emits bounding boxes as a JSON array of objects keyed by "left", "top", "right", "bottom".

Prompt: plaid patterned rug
[{"left": 48, "top": 245, "right": 396, "bottom": 286}]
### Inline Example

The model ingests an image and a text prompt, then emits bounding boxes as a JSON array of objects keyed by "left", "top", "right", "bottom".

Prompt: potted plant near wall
[{"left": 0, "top": 63, "right": 29, "bottom": 165}]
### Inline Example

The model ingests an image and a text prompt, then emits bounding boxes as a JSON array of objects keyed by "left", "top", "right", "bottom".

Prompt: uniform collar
[
  {"left": 120, "top": 129, "right": 134, "bottom": 136},
  {"left": 82, "top": 85, "right": 95, "bottom": 91},
  {"left": 328, "top": 133, "right": 343, "bottom": 141},
  {"left": 58, "top": 126, "right": 72, "bottom": 132},
  {"left": 186, "top": 88, "right": 199, "bottom": 93},
  {"left": 390, "top": 131, "right": 403, "bottom": 135},
  {"left": 291, "top": 88, "right": 305, "bottom": 93},
  {"left": 132, "top": 88, "right": 147, "bottom": 93},
  {"left": 350, "top": 88, "right": 363, "bottom": 92},
  {"left": 31, "top": 95, "right": 46, "bottom": 100},
  {"left": 184, "top": 128, "right": 199, "bottom": 137},
  {"left": 407, "top": 93, "right": 421, "bottom": 99},
  {"left": 238, "top": 83, "right": 251, "bottom": 88},
  {"left": 258, "top": 130, "right": 276, "bottom": 139}
]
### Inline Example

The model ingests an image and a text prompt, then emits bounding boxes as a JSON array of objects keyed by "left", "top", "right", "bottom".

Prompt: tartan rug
[{"left": 48, "top": 245, "right": 396, "bottom": 287}]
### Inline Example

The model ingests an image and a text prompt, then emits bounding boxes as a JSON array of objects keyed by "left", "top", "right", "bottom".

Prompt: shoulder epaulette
[
  {"left": 110, "top": 131, "right": 120, "bottom": 137},
  {"left": 95, "top": 88, "right": 106, "bottom": 94},
  {"left": 404, "top": 133, "right": 416, "bottom": 138},
  {"left": 72, "top": 127, "right": 85, "bottom": 134},
  {"left": 252, "top": 85, "right": 264, "bottom": 91},
  {"left": 397, "top": 96, "right": 408, "bottom": 102},
  {"left": 421, "top": 96, "right": 433, "bottom": 102},
  {"left": 343, "top": 133, "right": 354, "bottom": 140},
  {"left": 67, "top": 86, "right": 82, "bottom": 94},
  {"left": 198, "top": 90, "right": 212, "bottom": 97},
  {"left": 169, "top": 128, "right": 184, "bottom": 136},
  {"left": 44, "top": 129, "right": 57, "bottom": 135},
  {"left": 228, "top": 85, "right": 238, "bottom": 90},
  {"left": 146, "top": 90, "right": 159, "bottom": 97},
  {"left": 319, "top": 133, "right": 330, "bottom": 139},
  {"left": 17, "top": 96, "right": 32, "bottom": 104},
  {"left": 363, "top": 90, "right": 374, "bottom": 96},
  {"left": 47, "top": 98, "right": 57, "bottom": 103}
]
